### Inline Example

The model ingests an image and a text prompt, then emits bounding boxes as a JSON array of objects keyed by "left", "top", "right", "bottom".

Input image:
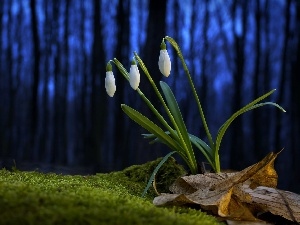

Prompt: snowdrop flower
[
  {"left": 105, "top": 63, "right": 116, "bottom": 97},
  {"left": 158, "top": 40, "right": 171, "bottom": 77},
  {"left": 129, "top": 60, "right": 140, "bottom": 90}
]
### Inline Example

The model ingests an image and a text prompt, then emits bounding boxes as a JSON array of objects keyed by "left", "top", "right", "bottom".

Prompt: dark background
[{"left": 0, "top": 0, "right": 299, "bottom": 193}]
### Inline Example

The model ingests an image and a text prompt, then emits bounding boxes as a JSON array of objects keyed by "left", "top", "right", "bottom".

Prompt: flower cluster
[
  {"left": 104, "top": 40, "right": 171, "bottom": 96},
  {"left": 103, "top": 36, "right": 285, "bottom": 186}
]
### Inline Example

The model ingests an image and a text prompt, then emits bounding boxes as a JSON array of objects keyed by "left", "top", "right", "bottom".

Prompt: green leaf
[
  {"left": 188, "top": 134, "right": 215, "bottom": 170},
  {"left": 164, "top": 36, "right": 214, "bottom": 148},
  {"left": 215, "top": 90, "right": 285, "bottom": 165},
  {"left": 141, "top": 151, "right": 176, "bottom": 198},
  {"left": 113, "top": 58, "right": 130, "bottom": 81},
  {"left": 143, "top": 131, "right": 215, "bottom": 171},
  {"left": 121, "top": 104, "right": 179, "bottom": 151},
  {"left": 239, "top": 102, "right": 286, "bottom": 113},
  {"left": 142, "top": 133, "right": 163, "bottom": 145},
  {"left": 159, "top": 81, "right": 197, "bottom": 174}
]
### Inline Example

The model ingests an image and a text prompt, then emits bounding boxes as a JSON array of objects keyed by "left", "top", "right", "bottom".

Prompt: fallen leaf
[
  {"left": 153, "top": 151, "right": 300, "bottom": 223},
  {"left": 245, "top": 185, "right": 300, "bottom": 222}
]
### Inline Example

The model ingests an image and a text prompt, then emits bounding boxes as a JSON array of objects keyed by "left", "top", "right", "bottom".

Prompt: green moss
[
  {"left": 120, "top": 156, "right": 187, "bottom": 196},
  {"left": 0, "top": 158, "right": 223, "bottom": 225}
]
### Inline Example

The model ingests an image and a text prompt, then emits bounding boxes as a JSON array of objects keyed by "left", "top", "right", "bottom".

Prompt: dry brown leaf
[
  {"left": 208, "top": 151, "right": 280, "bottom": 192},
  {"left": 245, "top": 185, "right": 300, "bottom": 222},
  {"left": 153, "top": 151, "right": 300, "bottom": 223}
]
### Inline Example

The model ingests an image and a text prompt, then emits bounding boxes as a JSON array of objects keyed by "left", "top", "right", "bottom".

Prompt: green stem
[
  {"left": 112, "top": 58, "right": 177, "bottom": 139},
  {"left": 164, "top": 36, "right": 221, "bottom": 173},
  {"left": 164, "top": 36, "right": 214, "bottom": 150},
  {"left": 112, "top": 58, "right": 194, "bottom": 170},
  {"left": 133, "top": 52, "right": 198, "bottom": 174}
]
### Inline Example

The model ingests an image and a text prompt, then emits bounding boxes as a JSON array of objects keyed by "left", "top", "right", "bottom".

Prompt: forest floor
[{"left": 0, "top": 157, "right": 223, "bottom": 225}]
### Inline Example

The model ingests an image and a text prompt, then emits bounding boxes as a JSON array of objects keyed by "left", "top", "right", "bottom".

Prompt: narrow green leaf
[
  {"left": 113, "top": 58, "right": 130, "bottom": 81},
  {"left": 160, "top": 81, "right": 197, "bottom": 174},
  {"left": 159, "top": 82, "right": 188, "bottom": 139},
  {"left": 144, "top": 131, "right": 215, "bottom": 171},
  {"left": 215, "top": 90, "right": 285, "bottom": 169},
  {"left": 133, "top": 52, "right": 184, "bottom": 144},
  {"left": 164, "top": 36, "right": 214, "bottom": 148},
  {"left": 141, "top": 151, "right": 176, "bottom": 197},
  {"left": 121, "top": 104, "right": 179, "bottom": 151},
  {"left": 240, "top": 102, "right": 286, "bottom": 113},
  {"left": 188, "top": 134, "right": 215, "bottom": 170}
]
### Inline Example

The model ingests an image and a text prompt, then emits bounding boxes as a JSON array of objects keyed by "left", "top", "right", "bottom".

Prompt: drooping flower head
[
  {"left": 129, "top": 59, "right": 140, "bottom": 90},
  {"left": 105, "top": 62, "right": 116, "bottom": 97},
  {"left": 158, "top": 40, "right": 171, "bottom": 77}
]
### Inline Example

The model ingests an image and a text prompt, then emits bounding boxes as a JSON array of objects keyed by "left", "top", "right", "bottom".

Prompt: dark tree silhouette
[
  {"left": 229, "top": 0, "right": 248, "bottom": 169},
  {"left": 134, "top": 0, "right": 168, "bottom": 163},
  {"left": 87, "top": 0, "right": 106, "bottom": 167},
  {"left": 260, "top": 0, "right": 271, "bottom": 156},
  {"left": 0, "top": 1, "right": 4, "bottom": 154},
  {"left": 252, "top": 0, "right": 273, "bottom": 160},
  {"left": 5, "top": 1, "right": 15, "bottom": 159},
  {"left": 199, "top": 0, "right": 209, "bottom": 129},
  {"left": 252, "top": 0, "right": 263, "bottom": 159},
  {"left": 77, "top": 0, "right": 89, "bottom": 166},
  {"left": 140, "top": 0, "right": 167, "bottom": 96},
  {"left": 112, "top": 0, "right": 130, "bottom": 169},
  {"left": 39, "top": 0, "right": 51, "bottom": 163},
  {"left": 29, "top": 0, "right": 41, "bottom": 160},
  {"left": 290, "top": 0, "right": 300, "bottom": 190},
  {"left": 274, "top": 0, "right": 291, "bottom": 151}
]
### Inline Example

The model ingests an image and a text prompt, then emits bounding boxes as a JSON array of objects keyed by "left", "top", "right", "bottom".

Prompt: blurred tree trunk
[
  {"left": 190, "top": 0, "right": 196, "bottom": 91},
  {"left": 78, "top": 1, "right": 88, "bottom": 165},
  {"left": 29, "top": 0, "right": 41, "bottom": 160},
  {"left": 141, "top": 0, "right": 167, "bottom": 98},
  {"left": 61, "top": 0, "right": 70, "bottom": 163},
  {"left": 189, "top": 0, "right": 200, "bottom": 137},
  {"left": 137, "top": 0, "right": 167, "bottom": 162},
  {"left": 229, "top": 0, "right": 248, "bottom": 169},
  {"left": 274, "top": 0, "right": 291, "bottom": 150},
  {"left": 0, "top": 1, "right": 3, "bottom": 154},
  {"left": 0, "top": 2, "right": 3, "bottom": 79},
  {"left": 261, "top": 0, "right": 271, "bottom": 152},
  {"left": 291, "top": 0, "right": 300, "bottom": 190},
  {"left": 40, "top": 0, "right": 51, "bottom": 162},
  {"left": 6, "top": 1, "right": 16, "bottom": 158},
  {"left": 170, "top": 0, "right": 180, "bottom": 94},
  {"left": 200, "top": 0, "right": 209, "bottom": 132},
  {"left": 112, "top": 0, "right": 130, "bottom": 169},
  {"left": 253, "top": 0, "right": 265, "bottom": 159},
  {"left": 186, "top": 0, "right": 209, "bottom": 168},
  {"left": 51, "top": 1, "right": 69, "bottom": 164},
  {"left": 87, "top": 0, "right": 106, "bottom": 167},
  {"left": 214, "top": 4, "right": 236, "bottom": 167},
  {"left": 15, "top": 4, "right": 23, "bottom": 158},
  {"left": 171, "top": 0, "right": 190, "bottom": 125},
  {"left": 52, "top": 1, "right": 65, "bottom": 164}
]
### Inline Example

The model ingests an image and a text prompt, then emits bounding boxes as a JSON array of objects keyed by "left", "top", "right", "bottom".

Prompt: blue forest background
[{"left": 0, "top": 0, "right": 300, "bottom": 192}]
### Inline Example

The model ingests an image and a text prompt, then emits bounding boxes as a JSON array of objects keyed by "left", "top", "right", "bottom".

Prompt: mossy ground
[{"left": 0, "top": 157, "right": 223, "bottom": 225}]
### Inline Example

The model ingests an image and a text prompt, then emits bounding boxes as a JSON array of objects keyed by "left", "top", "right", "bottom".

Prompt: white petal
[
  {"left": 158, "top": 50, "right": 171, "bottom": 77},
  {"left": 105, "top": 71, "right": 116, "bottom": 97},
  {"left": 129, "top": 65, "right": 140, "bottom": 90}
]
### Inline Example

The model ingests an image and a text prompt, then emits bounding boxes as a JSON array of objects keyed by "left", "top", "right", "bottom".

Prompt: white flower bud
[
  {"left": 158, "top": 49, "right": 171, "bottom": 77},
  {"left": 105, "top": 71, "right": 116, "bottom": 97},
  {"left": 129, "top": 64, "right": 140, "bottom": 90}
]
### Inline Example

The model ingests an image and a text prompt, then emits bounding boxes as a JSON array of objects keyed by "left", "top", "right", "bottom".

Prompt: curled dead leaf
[{"left": 153, "top": 151, "right": 300, "bottom": 223}]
